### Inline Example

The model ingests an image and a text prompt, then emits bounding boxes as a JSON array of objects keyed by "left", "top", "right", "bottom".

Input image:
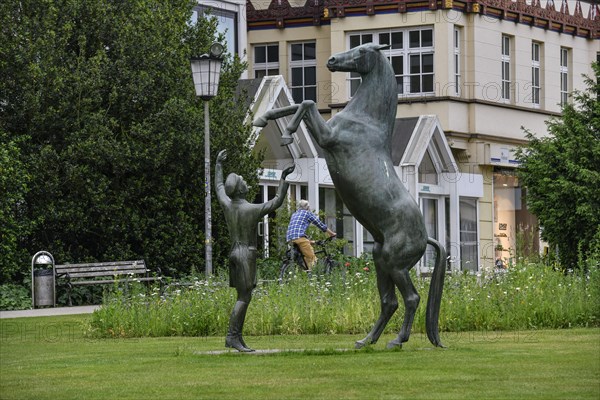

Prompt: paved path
[{"left": 0, "top": 305, "right": 100, "bottom": 319}]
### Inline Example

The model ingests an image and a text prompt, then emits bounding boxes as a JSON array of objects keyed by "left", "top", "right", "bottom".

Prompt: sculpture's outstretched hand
[
  {"left": 217, "top": 149, "right": 227, "bottom": 163},
  {"left": 281, "top": 164, "right": 295, "bottom": 179}
]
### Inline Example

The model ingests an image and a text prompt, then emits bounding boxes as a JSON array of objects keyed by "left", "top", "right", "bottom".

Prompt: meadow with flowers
[{"left": 87, "top": 259, "right": 599, "bottom": 339}]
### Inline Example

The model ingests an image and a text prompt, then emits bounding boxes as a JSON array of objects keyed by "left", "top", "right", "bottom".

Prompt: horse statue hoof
[
  {"left": 253, "top": 117, "right": 268, "bottom": 128},
  {"left": 386, "top": 340, "right": 403, "bottom": 350},
  {"left": 354, "top": 340, "right": 367, "bottom": 349},
  {"left": 280, "top": 135, "right": 294, "bottom": 146}
]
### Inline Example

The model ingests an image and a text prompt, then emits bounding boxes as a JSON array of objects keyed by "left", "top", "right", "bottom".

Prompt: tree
[
  {"left": 0, "top": 0, "right": 262, "bottom": 281},
  {"left": 0, "top": 132, "right": 32, "bottom": 282},
  {"left": 515, "top": 63, "right": 600, "bottom": 269}
]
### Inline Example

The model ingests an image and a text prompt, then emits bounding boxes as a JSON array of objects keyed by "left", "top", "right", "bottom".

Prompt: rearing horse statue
[{"left": 254, "top": 43, "right": 447, "bottom": 349}]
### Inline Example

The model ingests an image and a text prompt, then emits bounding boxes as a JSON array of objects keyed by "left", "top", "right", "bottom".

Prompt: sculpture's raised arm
[
  {"left": 261, "top": 164, "right": 295, "bottom": 215},
  {"left": 215, "top": 149, "right": 229, "bottom": 206}
]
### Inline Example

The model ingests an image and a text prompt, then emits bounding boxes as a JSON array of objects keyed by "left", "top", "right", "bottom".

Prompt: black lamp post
[{"left": 191, "top": 42, "right": 224, "bottom": 276}]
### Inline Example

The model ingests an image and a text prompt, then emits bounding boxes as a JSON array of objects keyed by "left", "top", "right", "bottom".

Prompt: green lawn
[{"left": 1, "top": 315, "right": 599, "bottom": 400}]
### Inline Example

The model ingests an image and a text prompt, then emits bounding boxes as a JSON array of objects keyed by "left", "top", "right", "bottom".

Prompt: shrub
[
  {"left": 86, "top": 260, "right": 600, "bottom": 338},
  {"left": 0, "top": 283, "right": 31, "bottom": 311}
]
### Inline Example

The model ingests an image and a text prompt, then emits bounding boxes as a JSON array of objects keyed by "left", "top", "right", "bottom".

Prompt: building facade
[{"left": 201, "top": 0, "right": 599, "bottom": 272}]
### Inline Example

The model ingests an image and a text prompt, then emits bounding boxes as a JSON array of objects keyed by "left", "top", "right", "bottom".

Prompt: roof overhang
[{"left": 397, "top": 115, "right": 458, "bottom": 174}]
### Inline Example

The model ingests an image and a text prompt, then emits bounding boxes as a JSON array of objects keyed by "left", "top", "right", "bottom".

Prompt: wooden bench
[{"left": 55, "top": 260, "right": 162, "bottom": 306}]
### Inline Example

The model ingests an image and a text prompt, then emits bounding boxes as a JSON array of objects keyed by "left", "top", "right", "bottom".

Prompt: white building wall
[{"left": 470, "top": 14, "right": 596, "bottom": 114}]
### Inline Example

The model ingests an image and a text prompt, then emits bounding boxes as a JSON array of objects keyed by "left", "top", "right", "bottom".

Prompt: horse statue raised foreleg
[
  {"left": 253, "top": 42, "right": 446, "bottom": 350},
  {"left": 254, "top": 100, "right": 331, "bottom": 146}
]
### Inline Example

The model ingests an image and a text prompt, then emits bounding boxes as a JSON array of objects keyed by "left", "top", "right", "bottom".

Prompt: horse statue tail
[{"left": 425, "top": 237, "right": 447, "bottom": 347}]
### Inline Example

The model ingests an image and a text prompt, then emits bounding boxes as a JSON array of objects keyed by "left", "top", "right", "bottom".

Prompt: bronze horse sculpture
[{"left": 254, "top": 43, "right": 447, "bottom": 349}]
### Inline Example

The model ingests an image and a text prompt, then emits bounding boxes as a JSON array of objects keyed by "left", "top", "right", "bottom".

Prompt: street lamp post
[{"left": 191, "top": 42, "right": 224, "bottom": 276}]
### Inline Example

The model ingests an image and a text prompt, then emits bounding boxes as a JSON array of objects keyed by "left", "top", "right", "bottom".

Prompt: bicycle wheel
[
  {"left": 279, "top": 260, "right": 305, "bottom": 283},
  {"left": 323, "top": 258, "right": 335, "bottom": 275}
]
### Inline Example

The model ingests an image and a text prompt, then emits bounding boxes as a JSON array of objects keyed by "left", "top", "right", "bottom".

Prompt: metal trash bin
[
  {"left": 33, "top": 269, "right": 55, "bottom": 307},
  {"left": 32, "top": 251, "right": 56, "bottom": 308}
]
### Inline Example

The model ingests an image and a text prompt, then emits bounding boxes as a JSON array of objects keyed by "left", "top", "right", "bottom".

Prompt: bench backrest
[{"left": 55, "top": 260, "right": 148, "bottom": 279}]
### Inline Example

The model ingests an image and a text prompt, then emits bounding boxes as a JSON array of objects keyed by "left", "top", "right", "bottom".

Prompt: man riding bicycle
[{"left": 286, "top": 200, "right": 336, "bottom": 271}]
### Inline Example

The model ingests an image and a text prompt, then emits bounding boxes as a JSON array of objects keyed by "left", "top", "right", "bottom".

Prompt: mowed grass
[{"left": 1, "top": 315, "right": 599, "bottom": 400}]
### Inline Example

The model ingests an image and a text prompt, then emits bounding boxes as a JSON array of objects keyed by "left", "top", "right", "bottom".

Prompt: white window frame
[
  {"left": 531, "top": 42, "right": 541, "bottom": 108},
  {"left": 346, "top": 27, "right": 434, "bottom": 99},
  {"left": 454, "top": 27, "right": 461, "bottom": 96},
  {"left": 501, "top": 35, "right": 511, "bottom": 102},
  {"left": 560, "top": 47, "right": 569, "bottom": 106},
  {"left": 289, "top": 41, "right": 317, "bottom": 103},
  {"left": 253, "top": 43, "right": 279, "bottom": 79}
]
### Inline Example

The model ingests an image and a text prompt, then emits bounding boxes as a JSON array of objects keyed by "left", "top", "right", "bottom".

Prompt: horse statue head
[{"left": 327, "top": 43, "right": 391, "bottom": 75}]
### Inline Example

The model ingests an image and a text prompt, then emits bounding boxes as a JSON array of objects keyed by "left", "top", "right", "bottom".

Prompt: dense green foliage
[
  {"left": 0, "top": 283, "right": 31, "bottom": 311},
  {"left": 87, "top": 261, "right": 599, "bottom": 338},
  {"left": 516, "top": 63, "right": 600, "bottom": 269},
  {"left": 0, "top": 133, "right": 32, "bottom": 281},
  {"left": 0, "top": 0, "right": 262, "bottom": 282}
]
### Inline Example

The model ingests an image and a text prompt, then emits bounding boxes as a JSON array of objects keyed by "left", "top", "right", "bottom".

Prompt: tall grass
[{"left": 86, "top": 262, "right": 600, "bottom": 338}]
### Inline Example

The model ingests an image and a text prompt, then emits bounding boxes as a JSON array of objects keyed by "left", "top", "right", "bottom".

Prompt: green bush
[
  {"left": 87, "top": 260, "right": 600, "bottom": 338},
  {"left": 0, "top": 284, "right": 31, "bottom": 311}
]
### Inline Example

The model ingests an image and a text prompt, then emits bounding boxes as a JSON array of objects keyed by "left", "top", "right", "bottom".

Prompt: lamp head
[
  {"left": 190, "top": 43, "right": 224, "bottom": 100},
  {"left": 209, "top": 42, "right": 224, "bottom": 59}
]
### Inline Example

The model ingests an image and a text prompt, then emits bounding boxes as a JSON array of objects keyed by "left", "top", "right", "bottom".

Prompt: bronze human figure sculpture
[
  {"left": 253, "top": 43, "right": 447, "bottom": 349},
  {"left": 215, "top": 149, "right": 295, "bottom": 352}
]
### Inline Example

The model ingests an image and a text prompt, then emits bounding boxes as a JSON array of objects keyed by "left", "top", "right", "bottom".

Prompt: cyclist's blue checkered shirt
[{"left": 286, "top": 209, "right": 328, "bottom": 242}]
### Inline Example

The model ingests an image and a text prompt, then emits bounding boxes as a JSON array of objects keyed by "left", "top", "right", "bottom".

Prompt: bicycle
[{"left": 279, "top": 236, "right": 338, "bottom": 283}]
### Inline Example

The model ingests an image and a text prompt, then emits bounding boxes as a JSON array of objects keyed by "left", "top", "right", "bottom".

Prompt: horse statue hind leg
[
  {"left": 354, "top": 234, "right": 446, "bottom": 350},
  {"left": 366, "top": 238, "right": 446, "bottom": 348}
]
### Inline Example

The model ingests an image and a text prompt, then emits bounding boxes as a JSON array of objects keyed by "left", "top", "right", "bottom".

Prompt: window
[
  {"left": 289, "top": 41, "right": 317, "bottom": 103},
  {"left": 501, "top": 35, "right": 511, "bottom": 101},
  {"left": 531, "top": 42, "right": 541, "bottom": 107},
  {"left": 347, "top": 27, "right": 434, "bottom": 97},
  {"left": 255, "top": 185, "right": 280, "bottom": 256},
  {"left": 253, "top": 44, "right": 279, "bottom": 79},
  {"left": 193, "top": 6, "right": 238, "bottom": 56},
  {"left": 454, "top": 27, "right": 461, "bottom": 96},
  {"left": 493, "top": 170, "right": 540, "bottom": 265},
  {"left": 418, "top": 150, "right": 438, "bottom": 185},
  {"left": 319, "top": 187, "right": 354, "bottom": 256},
  {"left": 459, "top": 198, "right": 478, "bottom": 272},
  {"left": 348, "top": 33, "right": 374, "bottom": 96},
  {"left": 560, "top": 47, "right": 569, "bottom": 105}
]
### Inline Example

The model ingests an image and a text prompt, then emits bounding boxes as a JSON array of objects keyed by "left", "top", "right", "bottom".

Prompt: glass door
[
  {"left": 459, "top": 198, "right": 478, "bottom": 272},
  {"left": 421, "top": 197, "right": 438, "bottom": 271}
]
